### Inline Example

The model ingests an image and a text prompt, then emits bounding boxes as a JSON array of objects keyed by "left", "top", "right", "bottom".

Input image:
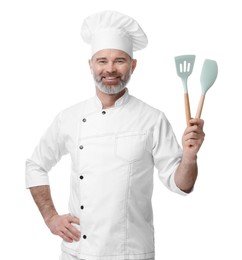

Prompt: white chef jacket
[{"left": 26, "top": 89, "right": 187, "bottom": 260}]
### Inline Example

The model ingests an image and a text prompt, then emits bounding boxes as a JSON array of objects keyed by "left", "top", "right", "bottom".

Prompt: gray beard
[
  {"left": 93, "top": 74, "right": 131, "bottom": 95},
  {"left": 95, "top": 80, "right": 128, "bottom": 94}
]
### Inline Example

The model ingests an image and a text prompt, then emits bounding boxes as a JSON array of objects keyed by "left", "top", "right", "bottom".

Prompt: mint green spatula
[
  {"left": 175, "top": 55, "right": 196, "bottom": 126},
  {"left": 195, "top": 59, "right": 218, "bottom": 118}
]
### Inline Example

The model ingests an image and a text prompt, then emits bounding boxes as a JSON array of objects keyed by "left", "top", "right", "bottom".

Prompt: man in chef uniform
[{"left": 26, "top": 10, "right": 205, "bottom": 260}]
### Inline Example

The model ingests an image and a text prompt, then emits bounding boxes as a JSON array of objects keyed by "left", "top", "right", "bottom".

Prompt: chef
[{"left": 26, "top": 10, "right": 205, "bottom": 260}]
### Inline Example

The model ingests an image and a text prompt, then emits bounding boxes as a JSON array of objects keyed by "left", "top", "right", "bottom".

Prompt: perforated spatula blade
[
  {"left": 175, "top": 55, "right": 196, "bottom": 92},
  {"left": 175, "top": 55, "right": 196, "bottom": 126}
]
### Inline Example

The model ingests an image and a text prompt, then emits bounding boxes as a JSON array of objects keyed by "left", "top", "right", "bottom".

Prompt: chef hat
[{"left": 81, "top": 10, "right": 148, "bottom": 58}]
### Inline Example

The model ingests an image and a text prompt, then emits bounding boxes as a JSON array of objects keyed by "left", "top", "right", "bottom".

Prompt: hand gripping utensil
[
  {"left": 175, "top": 55, "right": 196, "bottom": 126},
  {"left": 195, "top": 59, "right": 218, "bottom": 118}
]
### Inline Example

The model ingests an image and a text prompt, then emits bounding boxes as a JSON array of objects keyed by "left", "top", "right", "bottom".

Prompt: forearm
[
  {"left": 30, "top": 185, "right": 58, "bottom": 223},
  {"left": 174, "top": 155, "right": 198, "bottom": 193},
  {"left": 30, "top": 185, "right": 81, "bottom": 242}
]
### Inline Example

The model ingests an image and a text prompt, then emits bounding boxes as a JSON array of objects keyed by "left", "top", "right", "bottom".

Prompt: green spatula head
[
  {"left": 175, "top": 55, "right": 196, "bottom": 92},
  {"left": 200, "top": 59, "right": 218, "bottom": 95}
]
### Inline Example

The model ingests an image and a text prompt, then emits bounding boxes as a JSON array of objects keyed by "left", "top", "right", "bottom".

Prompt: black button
[
  {"left": 79, "top": 145, "right": 84, "bottom": 149},
  {"left": 82, "top": 118, "right": 86, "bottom": 122},
  {"left": 83, "top": 235, "right": 87, "bottom": 239},
  {"left": 80, "top": 175, "right": 84, "bottom": 180},
  {"left": 80, "top": 205, "right": 84, "bottom": 210},
  {"left": 102, "top": 111, "right": 106, "bottom": 115}
]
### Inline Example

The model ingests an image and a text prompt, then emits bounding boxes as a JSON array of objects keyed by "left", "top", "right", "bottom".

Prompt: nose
[{"left": 105, "top": 62, "right": 117, "bottom": 73}]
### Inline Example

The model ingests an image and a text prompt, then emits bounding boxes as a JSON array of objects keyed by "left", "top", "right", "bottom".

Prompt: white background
[{"left": 1, "top": 0, "right": 242, "bottom": 259}]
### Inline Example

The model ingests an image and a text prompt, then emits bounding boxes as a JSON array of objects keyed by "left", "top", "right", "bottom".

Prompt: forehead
[{"left": 92, "top": 49, "right": 130, "bottom": 60}]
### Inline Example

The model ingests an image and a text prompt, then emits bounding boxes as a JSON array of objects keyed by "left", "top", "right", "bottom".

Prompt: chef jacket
[{"left": 26, "top": 89, "right": 187, "bottom": 260}]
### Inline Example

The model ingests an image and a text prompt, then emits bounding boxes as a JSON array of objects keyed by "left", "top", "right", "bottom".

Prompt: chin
[{"left": 97, "top": 84, "right": 126, "bottom": 95}]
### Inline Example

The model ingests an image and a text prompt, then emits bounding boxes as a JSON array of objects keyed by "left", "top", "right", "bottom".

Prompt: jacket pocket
[{"left": 115, "top": 131, "right": 147, "bottom": 163}]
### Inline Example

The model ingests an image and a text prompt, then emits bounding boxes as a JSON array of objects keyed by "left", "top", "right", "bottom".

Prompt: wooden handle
[
  {"left": 195, "top": 95, "right": 205, "bottom": 118},
  {"left": 184, "top": 93, "right": 191, "bottom": 126}
]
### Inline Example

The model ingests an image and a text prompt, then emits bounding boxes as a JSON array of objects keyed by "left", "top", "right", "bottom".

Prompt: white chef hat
[{"left": 81, "top": 10, "right": 148, "bottom": 58}]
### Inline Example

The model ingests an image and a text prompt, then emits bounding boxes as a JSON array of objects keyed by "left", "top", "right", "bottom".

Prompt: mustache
[
  {"left": 101, "top": 73, "right": 121, "bottom": 78},
  {"left": 95, "top": 74, "right": 122, "bottom": 82}
]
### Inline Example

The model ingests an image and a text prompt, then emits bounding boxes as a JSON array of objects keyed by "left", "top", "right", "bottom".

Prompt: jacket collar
[{"left": 95, "top": 88, "right": 130, "bottom": 109}]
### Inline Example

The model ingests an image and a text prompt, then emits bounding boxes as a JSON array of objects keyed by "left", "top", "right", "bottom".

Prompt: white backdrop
[{"left": 1, "top": 0, "right": 241, "bottom": 259}]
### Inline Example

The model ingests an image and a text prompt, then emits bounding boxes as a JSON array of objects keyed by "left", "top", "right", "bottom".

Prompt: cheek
[
  {"left": 92, "top": 68, "right": 103, "bottom": 81},
  {"left": 122, "top": 67, "right": 132, "bottom": 78},
  {"left": 92, "top": 67, "right": 103, "bottom": 76}
]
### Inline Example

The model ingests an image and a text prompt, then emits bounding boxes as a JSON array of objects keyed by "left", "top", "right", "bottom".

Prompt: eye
[
  {"left": 97, "top": 60, "right": 107, "bottom": 64},
  {"left": 115, "top": 59, "right": 125, "bottom": 64}
]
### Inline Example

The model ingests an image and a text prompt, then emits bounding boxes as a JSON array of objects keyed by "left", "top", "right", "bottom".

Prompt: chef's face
[{"left": 89, "top": 49, "right": 137, "bottom": 94}]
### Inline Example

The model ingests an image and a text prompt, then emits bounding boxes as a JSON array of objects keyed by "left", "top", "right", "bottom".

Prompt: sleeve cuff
[
  {"left": 169, "top": 170, "right": 193, "bottom": 196},
  {"left": 25, "top": 159, "right": 50, "bottom": 188}
]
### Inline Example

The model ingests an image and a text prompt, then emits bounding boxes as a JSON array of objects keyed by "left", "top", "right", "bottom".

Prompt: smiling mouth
[
  {"left": 102, "top": 76, "right": 120, "bottom": 79},
  {"left": 102, "top": 76, "right": 121, "bottom": 84}
]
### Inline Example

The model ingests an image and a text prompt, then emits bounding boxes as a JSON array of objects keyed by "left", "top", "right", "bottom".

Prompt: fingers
[
  {"left": 184, "top": 130, "right": 204, "bottom": 141},
  {"left": 68, "top": 215, "right": 80, "bottom": 225},
  {"left": 63, "top": 215, "right": 81, "bottom": 242},
  {"left": 182, "top": 119, "right": 205, "bottom": 153},
  {"left": 184, "top": 137, "right": 204, "bottom": 147},
  {"left": 59, "top": 227, "right": 78, "bottom": 243},
  {"left": 65, "top": 222, "right": 81, "bottom": 240},
  {"left": 190, "top": 118, "right": 204, "bottom": 128},
  {"left": 184, "top": 119, "right": 204, "bottom": 135},
  {"left": 47, "top": 214, "right": 81, "bottom": 243}
]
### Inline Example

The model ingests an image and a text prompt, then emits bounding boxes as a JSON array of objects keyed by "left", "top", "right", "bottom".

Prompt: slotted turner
[
  {"left": 175, "top": 55, "right": 196, "bottom": 126},
  {"left": 195, "top": 59, "right": 218, "bottom": 118}
]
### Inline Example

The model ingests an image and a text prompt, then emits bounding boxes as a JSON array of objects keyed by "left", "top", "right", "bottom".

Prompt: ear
[
  {"left": 131, "top": 59, "right": 137, "bottom": 74},
  {"left": 88, "top": 59, "right": 93, "bottom": 74}
]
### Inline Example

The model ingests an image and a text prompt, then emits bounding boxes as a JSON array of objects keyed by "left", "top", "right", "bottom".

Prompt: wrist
[
  {"left": 182, "top": 153, "right": 197, "bottom": 164},
  {"left": 44, "top": 211, "right": 58, "bottom": 225}
]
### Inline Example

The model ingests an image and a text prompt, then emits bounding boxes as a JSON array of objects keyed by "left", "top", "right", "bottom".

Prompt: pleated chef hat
[{"left": 81, "top": 10, "right": 148, "bottom": 58}]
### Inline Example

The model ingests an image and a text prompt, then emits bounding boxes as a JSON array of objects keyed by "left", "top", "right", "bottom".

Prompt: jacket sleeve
[
  {"left": 25, "top": 111, "right": 68, "bottom": 188},
  {"left": 152, "top": 112, "right": 188, "bottom": 195}
]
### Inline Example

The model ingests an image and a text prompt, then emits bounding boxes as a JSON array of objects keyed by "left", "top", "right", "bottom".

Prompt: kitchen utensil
[
  {"left": 195, "top": 59, "right": 218, "bottom": 118},
  {"left": 175, "top": 55, "right": 196, "bottom": 126}
]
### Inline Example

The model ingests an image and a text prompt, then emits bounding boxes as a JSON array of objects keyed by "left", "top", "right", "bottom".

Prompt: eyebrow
[
  {"left": 114, "top": 57, "right": 127, "bottom": 61},
  {"left": 95, "top": 57, "right": 128, "bottom": 61},
  {"left": 95, "top": 57, "right": 107, "bottom": 61}
]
